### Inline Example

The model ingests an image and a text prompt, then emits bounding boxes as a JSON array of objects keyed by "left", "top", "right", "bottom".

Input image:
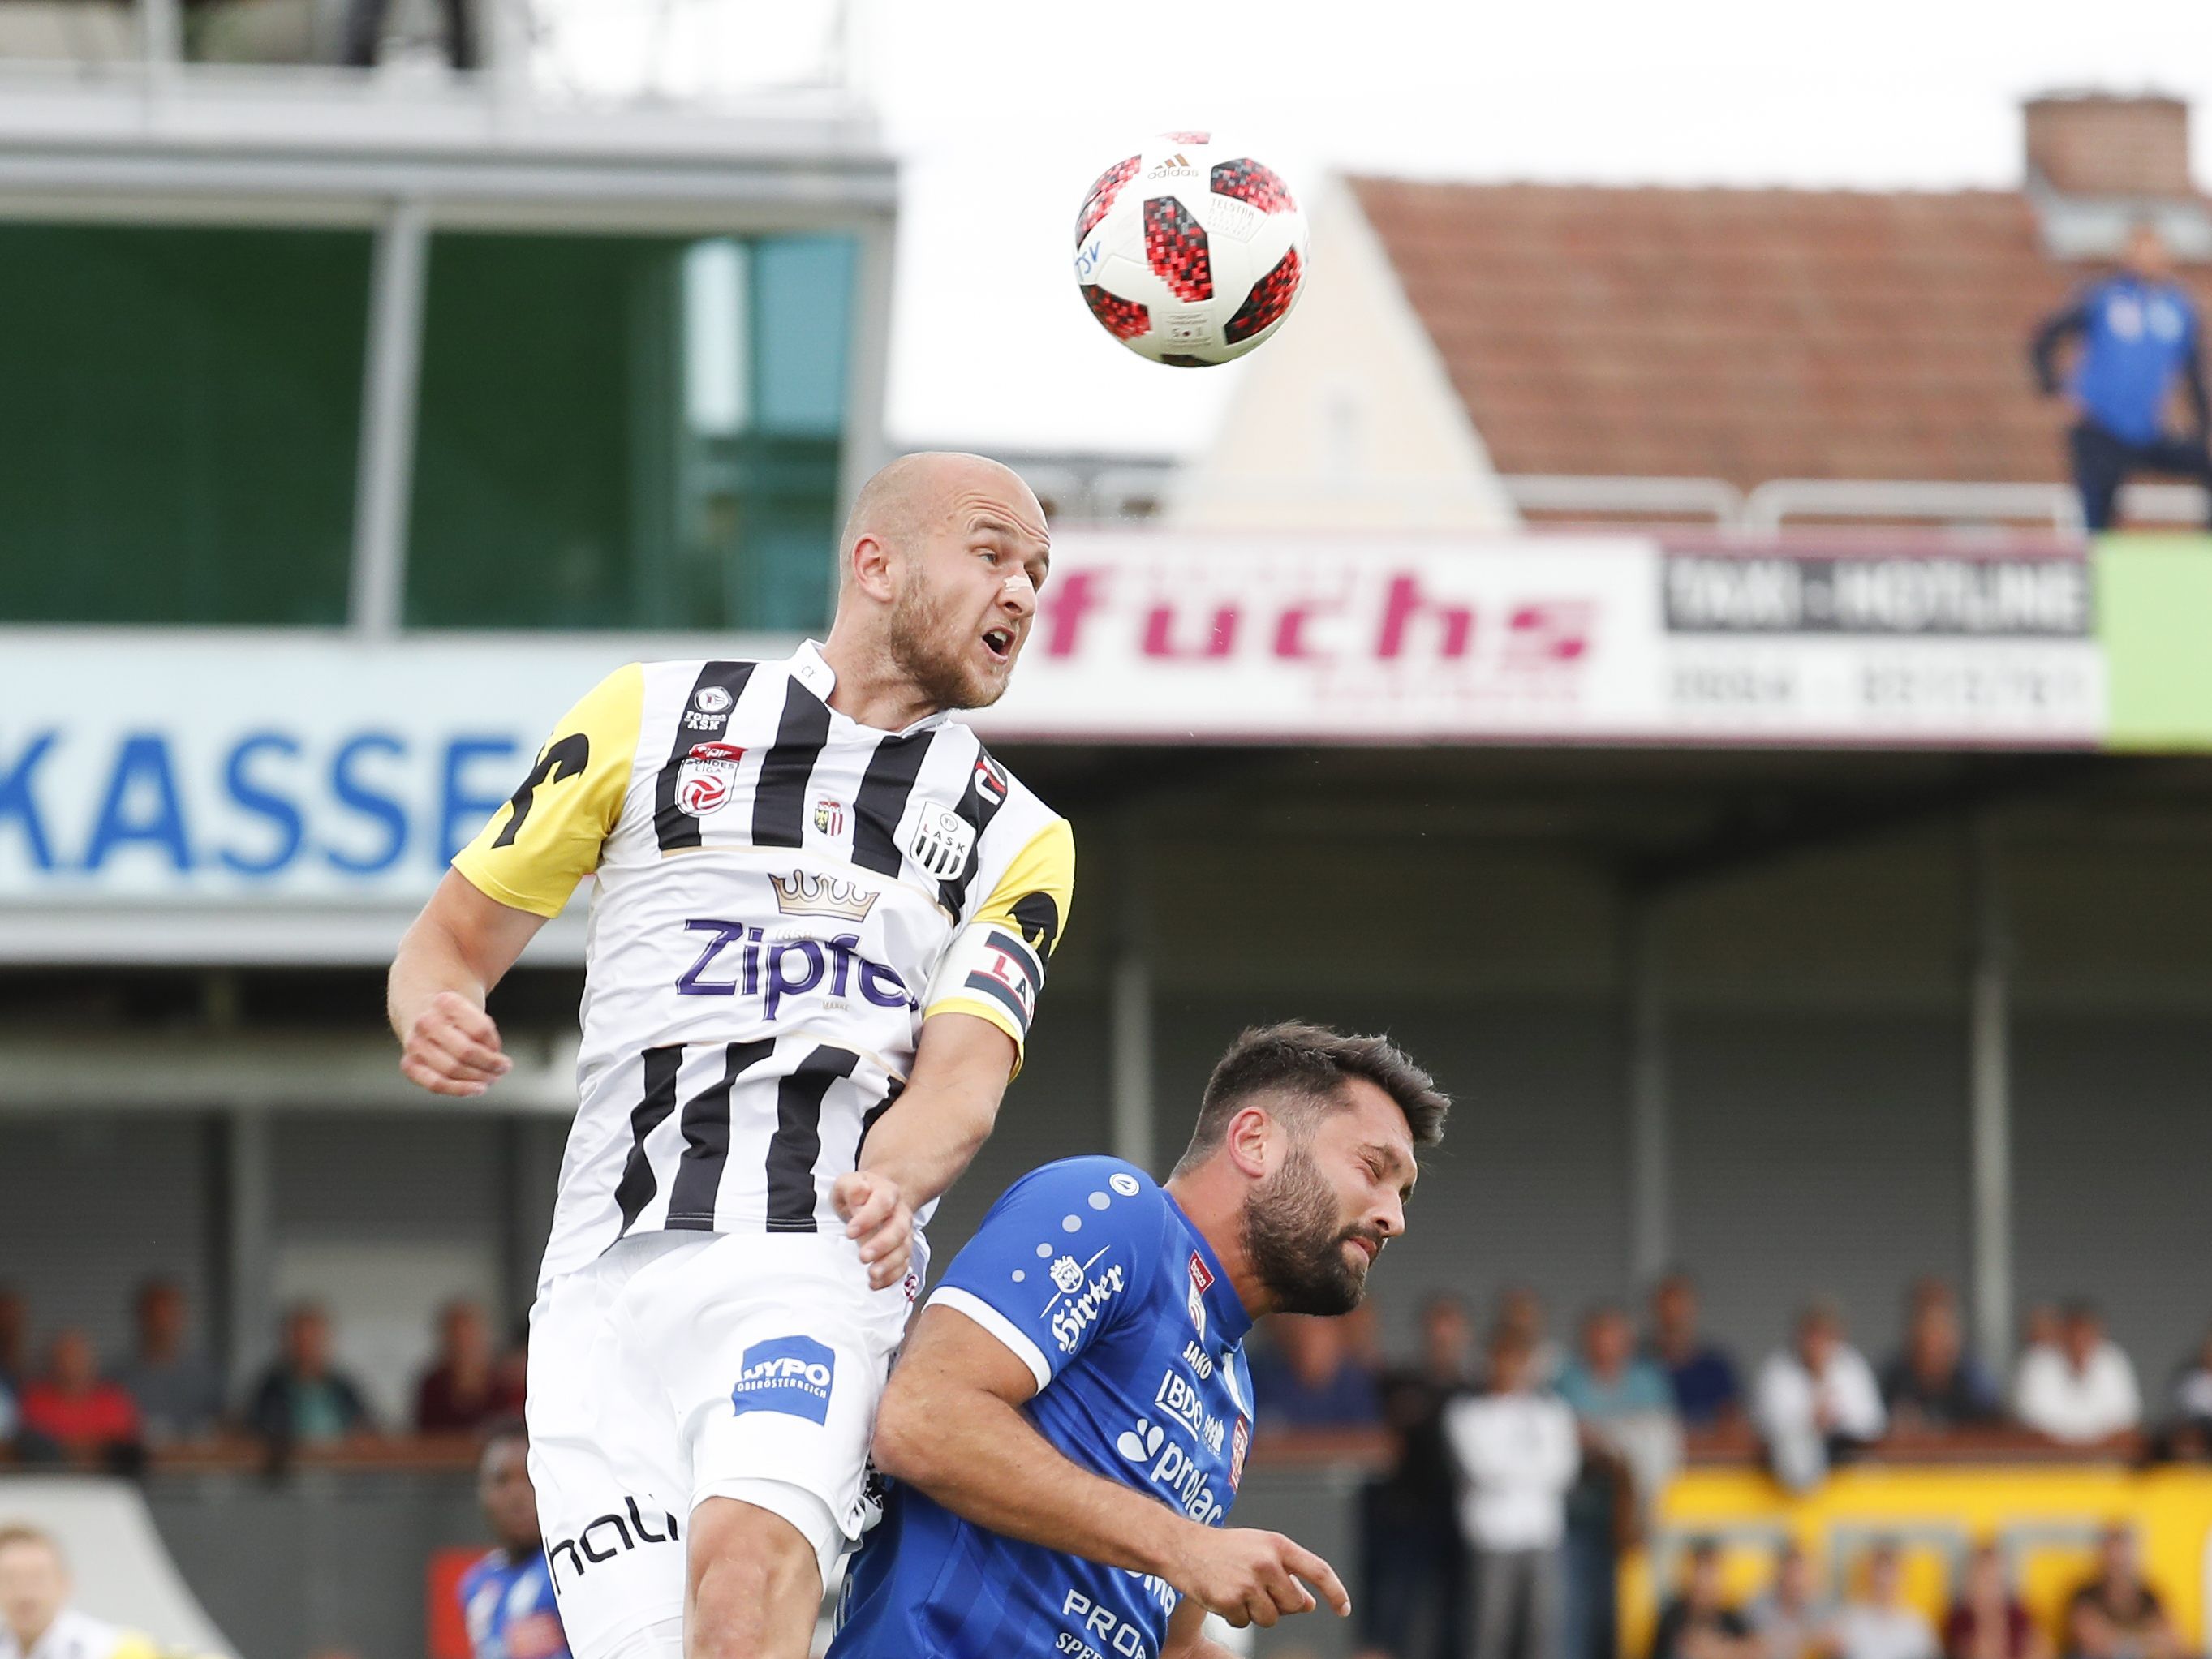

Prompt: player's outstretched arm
[
  {"left": 387, "top": 870, "right": 548, "bottom": 1097},
  {"left": 874, "top": 1304, "right": 1350, "bottom": 1631},
  {"left": 833, "top": 1012, "right": 1017, "bottom": 1287}
]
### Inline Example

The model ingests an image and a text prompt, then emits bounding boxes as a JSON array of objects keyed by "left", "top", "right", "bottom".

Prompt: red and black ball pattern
[
  {"left": 1082, "top": 284, "right": 1151, "bottom": 341},
  {"left": 1209, "top": 158, "right": 1298, "bottom": 214},
  {"left": 1075, "top": 156, "right": 1139, "bottom": 247},
  {"left": 1143, "top": 196, "right": 1214, "bottom": 303},
  {"left": 1224, "top": 246, "right": 1302, "bottom": 344}
]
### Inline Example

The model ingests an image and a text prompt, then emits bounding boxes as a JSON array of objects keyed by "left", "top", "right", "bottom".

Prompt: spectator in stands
[
  {"left": 1880, "top": 1280, "right": 1999, "bottom": 1434},
  {"left": 1496, "top": 1287, "right": 1565, "bottom": 1386},
  {"left": 416, "top": 1300, "right": 521, "bottom": 1434},
  {"left": 1558, "top": 1306, "right": 1682, "bottom": 1659},
  {"left": 1651, "top": 1541, "right": 1759, "bottom": 1659},
  {"left": 2168, "top": 1326, "right": 2212, "bottom": 1430},
  {"left": 246, "top": 1303, "right": 376, "bottom": 1451},
  {"left": 1358, "top": 1293, "right": 1474, "bottom": 1659},
  {"left": 1749, "top": 1541, "right": 1839, "bottom": 1659},
  {"left": 1754, "top": 1302, "right": 1886, "bottom": 1489},
  {"left": 0, "top": 1287, "right": 25, "bottom": 1390},
  {"left": 17, "top": 1329, "right": 144, "bottom": 1472},
  {"left": 0, "top": 1525, "right": 157, "bottom": 1659},
  {"left": 2064, "top": 1527, "right": 2179, "bottom": 1659},
  {"left": 1247, "top": 1313, "right": 1383, "bottom": 1429},
  {"left": 1945, "top": 1541, "right": 2050, "bottom": 1659},
  {"left": 109, "top": 1277, "right": 224, "bottom": 1446},
  {"left": 1445, "top": 1325, "right": 1579, "bottom": 1659},
  {"left": 0, "top": 1376, "right": 15, "bottom": 1454},
  {"left": 1648, "top": 1274, "right": 1742, "bottom": 1430},
  {"left": 1835, "top": 1542, "right": 1939, "bottom": 1659},
  {"left": 2014, "top": 1301, "right": 2140, "bottom": 1446},
  {"left": 2031, "top": 221, "right": 2212, "bottom": 534},
  {"left": 459, "top": 1421, "right": 570, "bottom": 1659}
]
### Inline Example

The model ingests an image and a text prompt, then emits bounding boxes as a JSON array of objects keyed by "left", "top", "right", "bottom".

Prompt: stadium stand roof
[{"left": 1348, "top": 95, "right": 2212, "bottom": 493}]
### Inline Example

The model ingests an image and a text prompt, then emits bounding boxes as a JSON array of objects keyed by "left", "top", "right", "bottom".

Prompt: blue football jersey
[
  {"left": 831, "top": 1155, "right": 1254, "bottom": 1659},
  {"left": 458, "top": 1548, "right": 570, "bottom": 1659}
]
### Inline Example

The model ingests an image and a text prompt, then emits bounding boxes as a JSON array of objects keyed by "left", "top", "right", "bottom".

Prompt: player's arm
[
  {"left": 872, "top": 1303, "right": 1348, "bottom": 1631},
  {"left": 388, "top": 664, "right": 641, "bottom": 1098},
  {"left": 389, "top": 872, "right": 545, "bottom": 1096},
  {"left": 835, "top": 815, "right": 1075, "bottom": 1287}
]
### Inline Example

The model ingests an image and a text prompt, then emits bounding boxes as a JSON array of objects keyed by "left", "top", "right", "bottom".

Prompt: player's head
[
  {"left": 0, "top": 1524, "right": 68, "bottom": 1647},
  {"left": 1173, "top": 1021, "right": 1448, "bottom": 1317},
  {"left": 477, "top": 1420, "right": 541, "bottom": 1554},
  {"left": 831, "top": 452, "right": 1051, "bottom": 715},
  {"left": 2124, "top": 219, "right": 2172, "bottom": 282}
]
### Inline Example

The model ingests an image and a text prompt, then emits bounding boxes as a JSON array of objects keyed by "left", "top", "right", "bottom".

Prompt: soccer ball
[{"left": 1073, "top": 134, "right": 1308, "bottom": 367}]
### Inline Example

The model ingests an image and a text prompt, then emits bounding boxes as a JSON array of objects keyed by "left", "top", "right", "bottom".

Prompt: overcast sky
[{"left": 535, "top": 0, "right": 2212, "bottom": 457}]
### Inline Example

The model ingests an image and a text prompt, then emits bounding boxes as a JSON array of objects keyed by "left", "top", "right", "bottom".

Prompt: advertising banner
[{"left": 0, "top": 534, "right": 2122, "bottom": 948}]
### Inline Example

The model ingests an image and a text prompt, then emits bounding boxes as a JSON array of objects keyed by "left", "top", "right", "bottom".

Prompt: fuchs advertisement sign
[
  {"left": 964, "top": 533, "right": 1666, "bottom": 742},
  {"left": 0, "top": 538, "right": 2107, "bottom": 931}
]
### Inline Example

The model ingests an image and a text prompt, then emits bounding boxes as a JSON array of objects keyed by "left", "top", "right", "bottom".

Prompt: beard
[
  {"left": 1238, "top": 1141, "right": 1379, "bottom": 1316},
  {"left": 888, "top": 569, "right": 1003, "bottom": 712}
]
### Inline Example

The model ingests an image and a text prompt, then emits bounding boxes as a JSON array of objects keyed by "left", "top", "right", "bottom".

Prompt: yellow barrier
[{"left": 1622, "top": 1466, "right": 2212, "bottom": 1659}]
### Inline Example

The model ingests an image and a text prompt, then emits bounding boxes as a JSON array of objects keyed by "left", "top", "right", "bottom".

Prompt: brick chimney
[{"left": 2025, "top": 93, "right": 2194, "bottom": 198}]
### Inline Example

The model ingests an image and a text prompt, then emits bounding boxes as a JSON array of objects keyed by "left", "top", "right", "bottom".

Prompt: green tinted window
[
  {"left": 405, "top": 230, "right": 856, "bottom": 632},
  {"left": 0, "top": 223, "right": 368, "bottom": 625}
]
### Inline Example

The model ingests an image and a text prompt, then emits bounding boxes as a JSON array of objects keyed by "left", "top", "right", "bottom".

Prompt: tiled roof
[{"left": 1350, "top": 177, "right": 2212, "bottom": 488}]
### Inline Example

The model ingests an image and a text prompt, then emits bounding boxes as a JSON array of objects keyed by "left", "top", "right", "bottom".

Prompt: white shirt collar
[{"left": 785, "top": 639, "right": 956, "bottom": 736}]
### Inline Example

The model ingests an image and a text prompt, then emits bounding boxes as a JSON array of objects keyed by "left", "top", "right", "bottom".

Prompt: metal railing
[{"left": 1500, "top": 473, "right": 2209, "bottom": 534}]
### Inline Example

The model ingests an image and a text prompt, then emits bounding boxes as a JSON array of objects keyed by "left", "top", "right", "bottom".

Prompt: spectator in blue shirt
[
  {"left": 1647, "top": 1274, "right": 1743, "bottom": 1430},
  {"left": 2031, "top": 222, "right": 2212, "bottom": 532},
  {"left": 459, "top": 1422, "right": 570, "bottom": 1659},
  {"left": 1247, "top": 1310, "right": 1383, "bottom": 1429},
  {"left": 1557, "top": 1305, "right": 1682, "bottom": 1659}
]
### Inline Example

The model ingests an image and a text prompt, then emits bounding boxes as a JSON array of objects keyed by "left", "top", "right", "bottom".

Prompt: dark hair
[{"left": 1173, "top": 1021, "right": 1449, "bottom": 1175}]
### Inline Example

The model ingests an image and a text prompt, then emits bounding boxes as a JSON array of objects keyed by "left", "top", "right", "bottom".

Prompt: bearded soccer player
[
  {"left": 830, "top": 1023, "right": 1449, "bottom": 1659},
  {"left": 387, "top": 453, "right": 1073, "bottom": 1659}
]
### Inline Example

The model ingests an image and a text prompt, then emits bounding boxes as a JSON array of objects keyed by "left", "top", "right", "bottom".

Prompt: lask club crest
[
  {"left": 675, "top": 743, "right": 744, "bottom": 817},
  {"left": 907, "top": 803, "right": 976, "bottom": 879}
]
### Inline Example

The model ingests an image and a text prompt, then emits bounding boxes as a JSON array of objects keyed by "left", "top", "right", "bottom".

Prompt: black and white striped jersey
[{"left": 453, "top": 643, "right": 1075, "bottom": 1289}]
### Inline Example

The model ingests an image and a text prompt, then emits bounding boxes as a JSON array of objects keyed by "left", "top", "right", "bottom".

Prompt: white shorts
[{"left": 525, "top": 1229, "right": 915, "bottom": 1659}]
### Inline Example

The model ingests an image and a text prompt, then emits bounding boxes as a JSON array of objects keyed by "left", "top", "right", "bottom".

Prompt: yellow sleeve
[
  {"left": 106, "top": 1634, "right": 159, "bottom": 1659},
  {"left": 922, "top": 815, "right": 1076, "bottom": 1063},
  {"left": 452, "top": 664, "right": 643, "bottom": 918}
]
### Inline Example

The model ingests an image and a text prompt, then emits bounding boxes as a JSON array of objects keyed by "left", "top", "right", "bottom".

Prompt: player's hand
[
  {"left": 398, "top": 990, "right": 511, "bottom": 1097},
  {"left": 1173, "top": 1525, "right": 1349, "bottom": 1629},
  {"left": 834, "top": 1171, "right": 914, "bottom": 1291}
]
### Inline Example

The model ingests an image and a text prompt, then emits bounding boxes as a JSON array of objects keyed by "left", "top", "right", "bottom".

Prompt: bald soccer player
[{"left": 389, "top": 454, "right": 1076, "bottom": 1659}]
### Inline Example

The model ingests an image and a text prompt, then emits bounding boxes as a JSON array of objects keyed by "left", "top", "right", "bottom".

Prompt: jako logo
[
  {"left": 1181, "top": 1340, "right": 1214, "bottom": 1381},
  {"left": 545, "top": 1497, "right": 681, "bottom": 1588},
  {"left": 1050, "top": 1262, "right": 1127, "bottom": 1354},
  {"left": 731, "top": 1334, "right": 836, "bottom": 1426}
]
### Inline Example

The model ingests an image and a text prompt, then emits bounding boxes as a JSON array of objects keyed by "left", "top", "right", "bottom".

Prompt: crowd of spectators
[
  {"left": 1641, "top": 1524, "right": 2186, "bottom": 1659},
  {"left": 0, "top": 1278, "right": 527, "bottom": 1471},
  {"left": 1232, "top": 1275, "right": 2212, "bottom": 1659}
]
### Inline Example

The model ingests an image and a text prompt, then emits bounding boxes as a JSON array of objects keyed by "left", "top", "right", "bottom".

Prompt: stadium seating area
[{"left": 2, "top": 1273, "right": 2207, "bottom": 1478}]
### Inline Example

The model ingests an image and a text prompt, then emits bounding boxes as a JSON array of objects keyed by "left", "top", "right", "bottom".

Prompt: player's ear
[
  {"left": 847, "top": 531, "right": 900, "bottom": 604},
  {"left": 1223, "top": 1104, "right": 1275, "bottom": 1181}
]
